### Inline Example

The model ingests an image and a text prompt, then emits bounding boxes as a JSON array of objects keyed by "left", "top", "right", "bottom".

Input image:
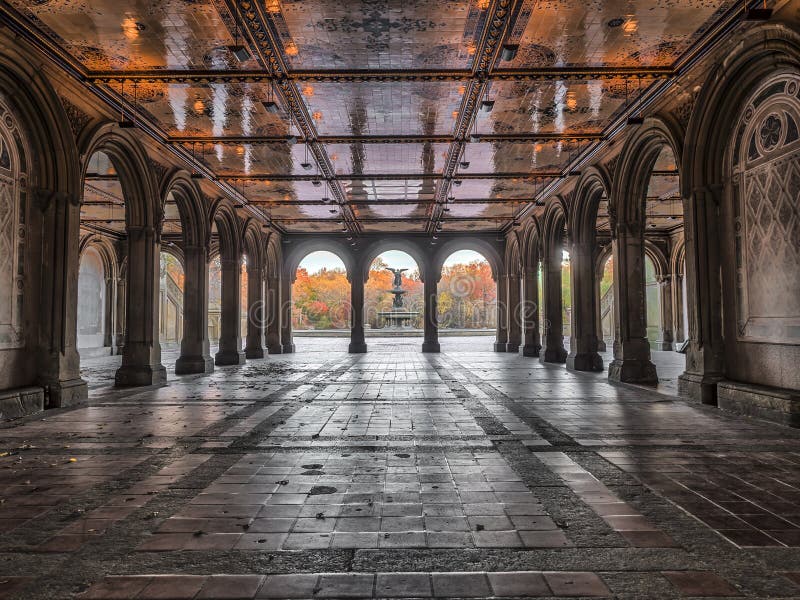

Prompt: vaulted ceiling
[{"left": 9, "top": 0, "right": 738, "bottom": 235}]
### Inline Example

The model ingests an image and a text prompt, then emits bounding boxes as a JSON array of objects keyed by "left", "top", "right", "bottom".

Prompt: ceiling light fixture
[
  {"left": 480, "top": 99, "right": 495, "bottom": 113},
  {"left": 229, "top": 4, "right": 251, "bottom": 62},
  {"left": 500, "top": 44, "right": 518, "bottom": 61}
]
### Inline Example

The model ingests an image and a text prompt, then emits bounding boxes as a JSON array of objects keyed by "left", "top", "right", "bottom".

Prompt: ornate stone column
[
  {"left": 36, "top": 190, "right": 88, "bottom": 406},
  {"left": 494, "top": 273, "right": 508, "bottom": 352},
  {"left": 608, "top": 222, "right": 658, "bottom": 384},
  {"left": 115, "top": 270, "right": 126, "bottom": 356},
  {"left": 280, "top": 273, "right": 295, "bottom": 354},
  {"left": 521, "top": 267, "right": 541, "bottom": 357},
  {"left": 678, "top": 187, "right": 724, "bottom": 404},
  {"left": 672, "top": 271, "right": 686, "bottom": 346},
  {"left": 244, "top": 264, "right": 265, "bottom": 359},
  {"left": 214, "top": 256, "right": 246, "bottom": 365},
  {"left": 421, "top": 268, "right": 440, "bottom": 353},
  {"left": 115, "top": 225, "right": 167, "bottom": 386},
  {"left": 175, "top": 244, "right": 213, "bottom": 374},
  {"left": 655, "top": 274, "right": 674, "bottom": 351},
  {"left": 506, "top": 273, "right": 522, "bottom": 353},
  {"left": 567, "top": 241, "right": 603, "bottom": 371},
  {"left": 265, "top": 275, "right": 282, "bottom": 354},
  {"left": 348, "top": 269, "right": 367, "bottom": 353},
  {"left": 540, "top": 246, "right": 567, "bottom": 363}
]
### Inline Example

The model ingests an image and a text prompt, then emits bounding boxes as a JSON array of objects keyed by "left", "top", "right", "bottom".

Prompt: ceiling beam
[
  {"left": 86, "top": 66, "right": 674, "bottom": 84},
  {"left": 219, "top": 172, "right": 560, "bottom": 182},
  {"left": 169, "top": 133, "right": 604, "bottom": 144}
]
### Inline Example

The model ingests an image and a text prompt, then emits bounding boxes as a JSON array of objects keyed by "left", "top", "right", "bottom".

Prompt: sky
[{"left": 297, "top": 249, "right": 488, "bottom": 275}]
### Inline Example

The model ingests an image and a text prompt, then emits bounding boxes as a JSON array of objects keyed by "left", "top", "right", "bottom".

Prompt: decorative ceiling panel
[
  {"left": 439, "top": 219, "right": 500, "bottom": 231},
  {"left": 300, "top": 81, "right": 463, "bottom": 136},
  {"left": 187, "top": 142, "right": 307, "bottom": 176},
  {"left": 483, "top": 79, "right": 645, "bottom": 135},
  {"left": 359, "top": 220, "right": 427, "bottom": 233},
  {"left": 241, "top": 180, "right": 332, "bottom": 203},
  {"left": 459, "top": 140, "right": 588, "bottom": 174},
  {"left": 9, "top": 0, "right": 256, "bottom": 70},
  {"left": 503, "top": 0, "right": 735, "bottom": 68},
  {"left": 270, "top": 0, "right": 481, "bottom": 70},
  {"left": 119, "top": 82, "right": 288, "bottom": 137},
  {"left": 325, "top": 143, "right": 449, "bottom": 175},
  {"left": 341, "top": 178, "right": 439, "bottom": 202},
  {"left": 356, "top": 203, "right": 430, "bottom": 221},
  {"left": 446, "top": 202, "right": 515, "bottom": 220},
  {"left": 450, "top": 177, "right": 544, "bottom": 201}
]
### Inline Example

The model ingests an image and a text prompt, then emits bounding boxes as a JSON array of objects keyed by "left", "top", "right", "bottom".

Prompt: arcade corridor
[
  {"left": 0, "top": 338, "right": 799, "bottom": 598},
  {"left": 1, "top": 0, "right": 800, "bottom": 597}
]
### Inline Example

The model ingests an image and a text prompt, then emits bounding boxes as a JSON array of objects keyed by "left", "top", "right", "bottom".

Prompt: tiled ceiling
[{"left": 9, "top": 0, "right": 737, "bottom": 234}]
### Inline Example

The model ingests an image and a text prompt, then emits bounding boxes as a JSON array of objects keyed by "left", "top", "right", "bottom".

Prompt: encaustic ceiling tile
[
  {"left": 324, "top": 143, "right": 449, "bottom": 176},
  {"left": 264, "top": 0, "right": 482, "bottom": 70},
  {"left": 114, "top": 82, "right": 289, "bottom": 138},
  {"left": 10, "top": 0, "right": 259, "bottom": 70},
  {"left": 500, "top": 0, "right": 737, "bottom": 68},
  {"left": 299, "top": 81, "right": 464, "bottom": 136},
  {"left": 483, "top": 79, "right": 648, "bottom": 136},
  {"left": 459, "top": 140, "right": 590, "bottom": 174}
]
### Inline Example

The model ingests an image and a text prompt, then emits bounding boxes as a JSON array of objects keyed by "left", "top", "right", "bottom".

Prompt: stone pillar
[
  {"left": 280, "top": 273, "right": 295, "bottom": 353},
  {"left": 594, "top": 274, "right": 607, "bottom": 352},
  {"left": 494, "top": 273, "right": 508, "bottom": 352},
  {"left": 521, "top": 267, "right": 541, "bottom": 357},
  {"left": 175, "top": 244, "right": 214, "bottom": 374},
  {"left": 422, "top": 273, "right": 440, "bottom": 353},
  {"left": 678, "top": 187, "right": 724, "bottom": 404},
  {"left": 214, "top": 256, "right": 246, "bottom": 365},
  {"left": 265, "top": 275, "right": 282, "bottom": 354},
  {"left": 655, "top": 275, "right": 674, "bottom": 351},
  {"left": 115, "top": 225, "right": 167, "bottom": 386},
  {"left": 103, "top": 275, "right": 116, "bottom": 353},
  {"left": 349, "top": 269, "right": 367, "bottom": 353},
  {"left": 36, "top": 190, "right": 88, "bottom": 406},
  {"left": 672, "top": 272, "right": 685, "bottom": 346},
  {"left": 567, "top": 241, "right": 603, "bottom": 371},
  {"left": 540, "top": 247, "right": 567, "bottom": 363},
  {"left": 244, "top": 264, "right": 265, "bottom": 359},
  {"left": 506, "top": 274, "right": 521, "bottom": 353},
  {"left": 115, "top": 274, "right": 126, "bottom": 355},
  {"left": 608, "top": 223, "right": 658, "bottom": 384}
]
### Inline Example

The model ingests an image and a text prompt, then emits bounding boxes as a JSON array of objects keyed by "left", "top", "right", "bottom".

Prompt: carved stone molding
[{"left": 58, "top": 96, "right": 91, "bottom": 140}]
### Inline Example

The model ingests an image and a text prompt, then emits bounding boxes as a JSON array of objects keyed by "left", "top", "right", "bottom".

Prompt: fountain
[{"left": 378, "top": 267, "right": 419, "bottom": 329}]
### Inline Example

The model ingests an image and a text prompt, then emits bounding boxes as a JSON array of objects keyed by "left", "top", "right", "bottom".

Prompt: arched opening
[
  {"left": 437, "top": 250, "right": 496, "bottom": 350},
  {"left": 644, "top": 253, "right": 661, "bottom": 346},
  {"left": 643, "top": 144, "right": 683, "bottom": 353},
  {"left": 599, "top": 254, "right": 614, "bottom": 351},
  {"left": 77, "top": 247, "right": 108, "bottom": 357},
  {"left": 208, "top": 253, "right": 222, "bottom": 349},
  {"left": 292, "top": 251, "right": 350, "bottom": 351},
  {"left": 159, "top": 251, "right": 184, "bottom": 353},
  {"left": 561, "top": 248, "right": 571, "bottom": 350},
  {"left": 78, "top": 151, "right": 125, "bottom": 383},
  {"left": 365, "top": 250, "right": 423, "bottom": 347}
]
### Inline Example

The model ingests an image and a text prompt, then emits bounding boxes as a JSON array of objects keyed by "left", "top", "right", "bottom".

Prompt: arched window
[{"left": 0, "top": 99, "right": 27, "bottom": 350}]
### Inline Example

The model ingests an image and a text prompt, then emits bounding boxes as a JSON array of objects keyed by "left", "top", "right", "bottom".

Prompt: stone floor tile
[
  {"left": 137, "top": 575, "right": 207, "bottom": 599},
  {"left": 488, "top": 572, "right": 551, "bottom": 597},
  {"left": 375, "top": 573, "right": 433, "bottom": 598},
  {"left": 543, "top": 572, "right": 610, "bottom": 597},
  {"left": 79, "top": 576, "right": 152, "bottom": 600},
  {"left": 315, "top": 573, "right": 374, "bottom": 598},
  {"left": 662, "top": 571, "right": 740, "bottom": 596},
  {"left": 256, "top": 574, "right": 319, "bottom": 599},
  {"left": 431, "top": 572, "right": 491, "bottom": 598},
  {"left": 196, "top": 575, "right": 265, "bottom": 599}
]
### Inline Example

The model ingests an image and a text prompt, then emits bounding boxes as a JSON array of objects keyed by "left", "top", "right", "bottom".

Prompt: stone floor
[{"left": 2, "top": 337, "right": 800, "bottom": 599}]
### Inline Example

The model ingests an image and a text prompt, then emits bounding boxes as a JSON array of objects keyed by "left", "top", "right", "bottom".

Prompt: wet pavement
[{"left": 1, "top": 337, "right": 800, "bottom": 598}]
